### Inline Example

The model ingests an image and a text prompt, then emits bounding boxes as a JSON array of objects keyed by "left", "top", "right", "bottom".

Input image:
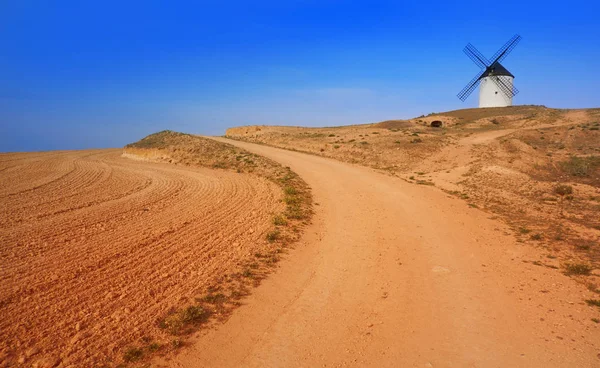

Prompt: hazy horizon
[{"left": 1, "top": 0, "right": 599, "bottom": 152}]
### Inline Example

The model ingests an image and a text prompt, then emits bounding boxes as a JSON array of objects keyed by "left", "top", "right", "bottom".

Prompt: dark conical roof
[{"left": 480, "top": 62, "right": 514, "bottom": 79}]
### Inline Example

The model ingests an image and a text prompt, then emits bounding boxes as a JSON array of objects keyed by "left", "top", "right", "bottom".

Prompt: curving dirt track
[
  {"left": 0, "top": 149, "right": 283, "bottom": 367},
  {"left": 166, "top": 138, "right": 600, "bottom": 367}
]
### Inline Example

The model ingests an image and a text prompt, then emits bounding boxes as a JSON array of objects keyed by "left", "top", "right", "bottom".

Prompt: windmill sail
[{"left": 457, "top": 34, "right": 521, "bottom": 107}]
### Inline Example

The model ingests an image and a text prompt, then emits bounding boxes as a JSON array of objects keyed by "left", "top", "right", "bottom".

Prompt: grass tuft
[
  {"left": 554, "top": 184, "right": 573, "bottom": 196},
  {"left": 585, "top": 299, "right": 600, "bottom": 308},
  {"left": 123, "top": 347, "right": 143, "bottom": 362},
  {"left": 159, "top": 305, "right": 209, "bottom": 335},
  {"left": 530, "top": 233, "right": 543, "bottom": 241},
  {"left": 563, "top": 262, "right": 593, "bottom": 276},
  {"left": 560, "top": 156, "right": 600, "bottom": 177},
  {"left": 266, "top": 230, "right": 280, "bottom": 243},
  {"left": 272, "top": 215, "right": 288, "bottom": 226}
]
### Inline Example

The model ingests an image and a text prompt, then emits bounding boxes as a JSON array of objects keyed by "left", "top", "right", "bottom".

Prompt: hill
[{"left": 225, "top": 106, "right": 600, "bottom": 272}]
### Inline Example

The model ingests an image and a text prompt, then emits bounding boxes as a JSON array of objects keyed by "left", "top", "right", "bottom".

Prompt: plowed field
[{"left": 0, "top": 149, "right": 284, "bottom": 367}]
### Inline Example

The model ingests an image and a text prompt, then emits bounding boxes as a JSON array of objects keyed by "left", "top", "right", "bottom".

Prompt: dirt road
[{"left": 167, "top": 138, "right": 599, "bottom": 367}]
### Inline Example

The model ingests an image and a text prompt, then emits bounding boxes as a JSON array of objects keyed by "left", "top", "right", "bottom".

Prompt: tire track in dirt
[{"left": 0, "top": 149, "right": 285, "bottom": 367}]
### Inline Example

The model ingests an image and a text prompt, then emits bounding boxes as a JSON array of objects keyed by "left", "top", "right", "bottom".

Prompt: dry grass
[{"left": 564, "top": 263, "right": 593, "bottom": 276}]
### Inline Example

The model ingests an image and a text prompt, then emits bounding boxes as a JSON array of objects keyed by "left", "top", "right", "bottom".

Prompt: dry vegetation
[
  {"left": 226, "top": 106, "right": 600, "bottom": 290},
  {"left": 0, "top": 132, "right": 311, "bottom": 368},
  {"left": 121, "top": 132, "right": 312, "bottom": 364}
]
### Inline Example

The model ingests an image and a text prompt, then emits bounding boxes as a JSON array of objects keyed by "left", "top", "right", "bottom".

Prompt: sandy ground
[
  {"left": 163, "top": 138, "right": 600, "bottom": 367},
  {"left": 0, "top": 149, "right": 284, "bottom": 367},
  {"left": 225, "top": 107, "right": 600, "bottom": 281}
]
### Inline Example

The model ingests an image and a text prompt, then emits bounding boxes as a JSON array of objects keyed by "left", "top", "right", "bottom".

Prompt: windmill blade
[
  {"left": 490, "top": 76, "right": 512, "bottom": 98},
  {"left": 498, "top": 76, "right": 519, "bottom": 96},
  {"left": 464, "top": 43, "right": 490, "bottom": 68},
  {"left": 495, "top": 75, "right": 519, "bottom": 97},
  {"left": 489, "top": 34, "right": 522, "bottom": 65},
  {"left": 490, "top": 75, "right": 520, "bottom": 98},
  {"left": 457, "top": 69, "right": 485, "bottom": 101}
]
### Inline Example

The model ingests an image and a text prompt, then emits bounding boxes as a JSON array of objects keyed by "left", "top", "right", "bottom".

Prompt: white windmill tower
[{"left": 457, "top": 34, "right": 522, "bottom": 107}]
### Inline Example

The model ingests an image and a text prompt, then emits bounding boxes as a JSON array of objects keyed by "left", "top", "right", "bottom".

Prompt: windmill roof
[{"left": 480, "top": 62, "right": 514, "bottom": 79}]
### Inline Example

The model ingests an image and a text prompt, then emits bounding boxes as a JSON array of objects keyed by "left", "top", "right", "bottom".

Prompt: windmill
[{"left": 457, "top": 34, "right": 522, "bottom": 108}]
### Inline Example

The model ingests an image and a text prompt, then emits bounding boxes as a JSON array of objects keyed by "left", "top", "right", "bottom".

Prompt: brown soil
[
  {"left": 162, "top": 137, "right": 600, "bottom": 367},
  {"left": 226, "top": 106, "right": 600, "bottom": 270},
  {"left": 0, "top": 133, "right": 311, "bottom": 367},
  {"left": 4, "top": 106, "right": 600, "bottom": 367}
]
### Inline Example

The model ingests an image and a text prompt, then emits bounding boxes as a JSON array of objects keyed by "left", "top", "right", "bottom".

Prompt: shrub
[
  {"left": 266, "top": 230, "right": 280, "bottom": 242},
  {"left": 585, "top": 299, "right": 600, "bottom": 308},
  {"left": 518, "top": 227, "right": 531, "bottom": 234},
  {"left": 284, "top": 186, "right": 297, "bottom": 195},
  {"left": 564, "top": 263, "right": 592, "bottom": 276},
  {"left": 148, "top": 343, "right": 162, "bottom": 352},
  {"left": 160, "top": 305, "right": 209, "bottom": 334},
  {"left": 273, "top": 215, "right": 287, "bottom": 226},
  {"left": 560, "top": 156, "right": 600, "bottom": 177},
  {"left": 554, "top": 184, "right": 573, "bottom": 196},
  {"left": 123, "top": 348, "right": 143, "bottom": 362},
  {"left": 530, "top": 233, "right": 543, "bottom": 240}
]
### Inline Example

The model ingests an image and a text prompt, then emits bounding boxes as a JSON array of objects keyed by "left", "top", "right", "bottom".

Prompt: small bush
[
  {"left": 519, "top": 227, "right": 531, "bottom": 234},
  {"left": 564, "top": 263, "right": 592, "bottom": 276},
  {"left": 273, "top": 215, "right": 288, "bottom": 226},
  {"left": 148, "top": 343, "right": 162, "bottom": 352},
  {"left": 160, "top": 305, "right": 209, "bottom": 334},
  {"left": 285, "top": 204, "right": 304, "bottom": 219},
  {"left": 242, "top": 269, "right": 253, "bottom": 278},
  {"left": 201, "top": 293, "right": 227, "bottom": 304},
  {"left": 585, "top": 299, "right": 600, "bottom": 308},
  {"left": 283, "top": 186, "right": 297, "bottom": 196},
  {"left": 560, "top": 156, "right": 600, "bottom": 177},
  {"left": 266, "top": 230, "right": 280, "bottom": 242},
  {"left": 554, "top": 184, "right": 573, "bottom": 196},
  {"left": 123, "top": 348, "right": 143, "bottom": 362},
  {"left": 530, "top": 233, "right": 543, "bottom": 240}
]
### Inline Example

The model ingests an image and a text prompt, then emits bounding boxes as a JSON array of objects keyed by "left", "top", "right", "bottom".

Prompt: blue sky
[{"left": 1, "top": 0, "right": 599, "bottom": 152}]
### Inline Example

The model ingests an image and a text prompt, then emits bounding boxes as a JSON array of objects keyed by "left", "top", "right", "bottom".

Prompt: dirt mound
[
  {"left": 372, "top": 120, "right": 415, "bottom": 130},
  {"left": 431, "top": 105, "right": 552, "bottom": 121},
  {"left": 0, "top": 132, "right": 311, "bottom": 367}
]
